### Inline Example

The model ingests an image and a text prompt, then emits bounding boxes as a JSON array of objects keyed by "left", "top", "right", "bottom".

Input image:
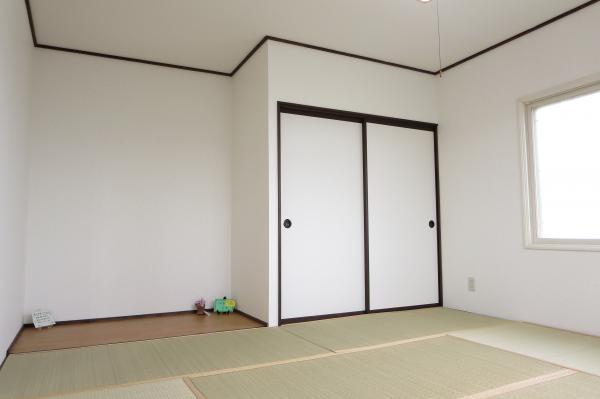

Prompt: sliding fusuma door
[
  {"left": 279, "top": 112, "right": 365, "bottom": 322},
  {"left": 366, "top": 123, "right": 439, "bottom": 310},
  {"left": 278, "top": 102, "right": 441, "bottom": 324}
]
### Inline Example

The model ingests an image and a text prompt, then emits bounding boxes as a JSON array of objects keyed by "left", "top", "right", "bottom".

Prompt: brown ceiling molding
[
  {"left": 25, "top": 0, "right": 600, "bottom": 77},
  {"left": 25, "top": 0, "right": 231, "bottom": 76},
  {"left": 439, "top": 0, "right": 600, "bottom": 73}
]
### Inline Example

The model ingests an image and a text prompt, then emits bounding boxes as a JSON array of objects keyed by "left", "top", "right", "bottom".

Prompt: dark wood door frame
[{"left": 277, "top": 101, "right": 442, "bottom": 325}]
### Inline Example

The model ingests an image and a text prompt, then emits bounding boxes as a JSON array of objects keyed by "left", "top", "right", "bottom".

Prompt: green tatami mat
[
  {"left": 494, "top": 373, "right": 600, "bottom": 398},
  {"left": 192, "top": 336, "right": 561, "bottom": 399},
  {"left": 0, "top": 328, "right": 327, "bottom": 399},
  {"left": 450, "top": 322, "right": 600, "bottom": 376},
  {"left": 52, "top": 380, "right": 196, "bottom": 399},
  {"left": 283, "top": 307, "right": 508, "bottom": 351}
]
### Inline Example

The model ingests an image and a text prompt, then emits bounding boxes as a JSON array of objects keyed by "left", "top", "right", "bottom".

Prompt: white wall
[
  {"left": 439, "top": 3, "right": 600, "bottom": 335},
  {"left": 25, "top": 50, "right": 233, "bottom": 321},
  {"left": 0, "top": 0, "right": 32, "bottom": 355},
  {"left": 267, "top": 41, "right": 439, "bottom": 325},
  {"left": 21, "top": 3, "right": 600, "bottom": 335},
  {"left": 231, "top": 46, "right": 270, "bottom": 323}
]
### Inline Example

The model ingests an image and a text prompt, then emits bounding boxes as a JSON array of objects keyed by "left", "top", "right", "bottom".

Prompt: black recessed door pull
[
  {"left": 429, "top": 220, "right": 435, "bottom": 228},
  {"left": 283, "top": 219, "right": 292, "bottom": 228}
]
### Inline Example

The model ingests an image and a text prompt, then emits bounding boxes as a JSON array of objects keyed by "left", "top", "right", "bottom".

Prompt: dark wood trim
[
  {"left": 438, "top": 0, "right": 600, "bottom": 73},
  {"left": 19, "top": 307, "right": 267, "bottom": 330},
  {"left": 22, "top": 309, "right": 201, "bottom": 328},
  {"left": 277, "top": 102, "right": 441, "bottom": 326},
  {"left": 234, "top": 309, "right": 268, "bottom": 326},
  {"left": 24, "top": 0, "right": 37, "bottom": 45},
  {"left": 24, "top": 0, "right": 600, "bottom": 78},
  {"left": 7, "top": 325, "right": 25, "bottom": 352},
  {"left": 279, "top": 102, "right": 438, "bottom": 132},
  {"left": 1, "top": 325, "right": 25, "bottom": 371},
  {"left": 23, "top": 0, "right": 435, "bottom": 80},
  {"left": 0, "top": 353, "right": 7, "bottom": 371},
  {"left": 26, "top": 0, "right": 427, "bottom": 78},
  {"left": 281, "top": 311, "right": 365, "bottom": 325},
  {"left": 433, "top": 127, "right": 443, "bottom": 305},
  {"left": 230, "top": 36, "right": 269, "bottom": 76},
  {"left": 368, "top": 303, "right": 440, "bottom": 314},
  {"left": 277, "top": 103, "right": 283, "bottom": 326},
  {"left": 35, "top": 44, "right": 231, "bottom": 76},
  {"left": 266, "top": 36, "right": 436, "bottom": 75},
  {"left": 24, "top": 0, "right": 229, "bottom": 77},
  {"left": 361, "top": 121, "right": 371, "bottom": 313}
]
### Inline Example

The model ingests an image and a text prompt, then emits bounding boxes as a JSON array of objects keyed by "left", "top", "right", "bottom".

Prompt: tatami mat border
[
  {"left": 460, "top": 369, "right": 578, "bottom": 399},
  {"left": 183, "top": 378, "right": 207, "bottom": 399}
]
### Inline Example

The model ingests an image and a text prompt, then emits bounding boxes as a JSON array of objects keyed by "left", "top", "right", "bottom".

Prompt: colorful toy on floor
[{"left": 214, "top": 297, "right": 236, "bottom": 314}]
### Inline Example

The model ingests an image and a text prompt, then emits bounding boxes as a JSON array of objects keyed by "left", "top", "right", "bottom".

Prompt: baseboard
[
  {"left": 22, "top": 309, "right": 212, "bottom": 328},
  {"left": 0, "top": 353, "right": 6, "bottom": 371},
  {"left": 235, "top": 309, "right": 268, "bottom": 326},
  {"left": 18, "top": 307, "right": 263, "bottom": 331}
]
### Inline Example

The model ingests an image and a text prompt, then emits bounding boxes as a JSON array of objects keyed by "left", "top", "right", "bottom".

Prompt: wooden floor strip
[
  {"left": 334, "top": 323, "right": 511, "bottom": 354},
  {"left": 183, "top": 378, "right": 207, "bottom": 399},
  {"left": 10, "top": 312, "right": 264, "bottom": 354},
  {"left": 335, "top": 333, "right": 447, "bottom": 354},
  {"left": 188, "top": 352, "right": 336, "bottom": 378},
  {"left": 459, "top": 369, "right": 578, "bottom": 399}
]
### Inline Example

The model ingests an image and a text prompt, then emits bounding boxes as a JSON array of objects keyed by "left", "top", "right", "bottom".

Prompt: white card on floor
[{"left": 32, "top": 309, "right": 56, "bottom": 328}]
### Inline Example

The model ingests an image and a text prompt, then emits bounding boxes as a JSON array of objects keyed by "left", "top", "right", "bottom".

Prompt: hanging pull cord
[{"left": 436, "top": 0, "right": 443, "bottom": 77}]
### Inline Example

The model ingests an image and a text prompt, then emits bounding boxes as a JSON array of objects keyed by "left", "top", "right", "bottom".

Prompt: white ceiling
[{"left": 30, "top": 0, "right": 593, "bottom": 74}]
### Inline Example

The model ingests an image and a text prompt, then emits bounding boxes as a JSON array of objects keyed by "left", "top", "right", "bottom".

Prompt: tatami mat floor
[
  {"left": 282, "top": 307, "right": 507, "bottom": 351},
  {"left": 1, "top": 307, "right": 599, "bottom": 399},
  {"left": 451, "top": 322, "right": 600, "bottom": 376},
  {"left": 45, "top": 380, "right": 197, "bottom": 399},
  {"left": 191, "top": 336, "right": 562, "bottom": 399},
  {"left": 493, "top": 373, "right": 600, "bottom": 399},
  {"left": 0, "top": 328, "right": 327, "bottom": 399}
]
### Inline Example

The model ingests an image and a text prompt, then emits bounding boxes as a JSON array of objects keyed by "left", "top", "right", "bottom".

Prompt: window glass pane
[{"left": 533, "top": 89, "right": 600, "bottom": 239}]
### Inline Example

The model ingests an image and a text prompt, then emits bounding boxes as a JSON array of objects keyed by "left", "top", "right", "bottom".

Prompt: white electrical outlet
[{"left": 468, "top": 277, "right": 476, "bottom": 292}]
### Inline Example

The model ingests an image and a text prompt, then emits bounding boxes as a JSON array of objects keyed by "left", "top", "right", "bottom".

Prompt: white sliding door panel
[
  {"left": 367, "top": 123, "right": 438, "bottom": 310},
  {"left": 281, "top": 113, "right": 365, "bottom": 320}
]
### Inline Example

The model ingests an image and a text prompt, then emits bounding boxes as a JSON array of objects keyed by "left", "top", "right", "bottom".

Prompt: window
[{"left": 522, "top": 82, "right": 600, "bottom": 251}]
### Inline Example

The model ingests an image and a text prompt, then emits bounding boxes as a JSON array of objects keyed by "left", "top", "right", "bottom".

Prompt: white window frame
[{"left": 520, "top": 80, "right": 600, "bottom": 252}]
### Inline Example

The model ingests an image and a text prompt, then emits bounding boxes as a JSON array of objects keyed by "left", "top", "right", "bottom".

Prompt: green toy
[{"left": 214, "top": 297, "right": 236, "bottom": 314}]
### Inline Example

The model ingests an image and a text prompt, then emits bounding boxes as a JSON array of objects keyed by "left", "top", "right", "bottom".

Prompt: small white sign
[{"left": 32, "top": 310, "right": 56, "bottom": 329}]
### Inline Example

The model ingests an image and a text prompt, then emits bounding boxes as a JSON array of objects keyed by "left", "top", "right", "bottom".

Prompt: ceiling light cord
[{"left": 436, "top": 0, "right": 443, "bottom": 77}]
